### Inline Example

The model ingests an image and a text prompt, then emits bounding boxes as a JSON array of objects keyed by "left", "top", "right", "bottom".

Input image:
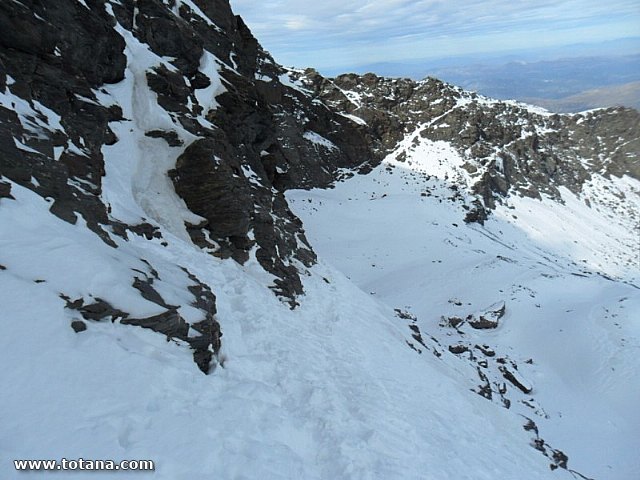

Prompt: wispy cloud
[{"left": 230, "top": 0, "right": 640, "bottom": 71}]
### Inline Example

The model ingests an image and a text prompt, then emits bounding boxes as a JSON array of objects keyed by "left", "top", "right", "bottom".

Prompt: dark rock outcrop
[
  {"left": 0, "top": 180, "right": 13, "bottom": 199},
  {"left": 500, "top": 366, "right": 533, "bottom": 394},
  {"left": 63, "top": 266, "right": 221, "bottom": 374},
  {"left": 468, "top": 302, "right": 506, "bottom": 329}
]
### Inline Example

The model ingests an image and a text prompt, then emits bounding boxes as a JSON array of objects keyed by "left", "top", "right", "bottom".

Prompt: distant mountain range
[
  {"left": 430, "top": 54, "right": 640, "bottom": 110},
  {"left": 524, "top": 81, "right": 640, "bottom": 112},
  {"left": 337, "top": 52, "right": 640, "bottom": 113}
]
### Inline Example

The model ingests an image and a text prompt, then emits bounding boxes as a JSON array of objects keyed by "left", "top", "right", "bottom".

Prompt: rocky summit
[{"left": 1, "top": 2, "right": 638, "bottom": 479}]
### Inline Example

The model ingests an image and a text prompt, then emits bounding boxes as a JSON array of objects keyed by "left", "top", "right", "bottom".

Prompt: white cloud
[{"left": 284, "top": 15, "right": 311, "bottom": 31}]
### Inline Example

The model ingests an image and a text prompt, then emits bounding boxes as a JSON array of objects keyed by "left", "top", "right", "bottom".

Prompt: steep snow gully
[{"left": 0, "top": 1, "right": 639, "bottom": 480}]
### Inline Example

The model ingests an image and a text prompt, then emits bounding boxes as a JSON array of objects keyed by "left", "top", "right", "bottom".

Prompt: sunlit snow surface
[
  {"left": 287, "top": 140, "right": 640, "bottom": 480},
  {"left": 2, "top": 180, "right": 573, "bottom": 480}
]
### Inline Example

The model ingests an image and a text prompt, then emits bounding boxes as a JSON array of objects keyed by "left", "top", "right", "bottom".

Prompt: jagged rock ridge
[{"left": 290, "top": 70, "right": 639, "bottom": 215}]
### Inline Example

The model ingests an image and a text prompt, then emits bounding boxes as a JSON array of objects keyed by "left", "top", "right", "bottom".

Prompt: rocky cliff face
[
  {"left": 291, "top": 70, "right": 639, "bottom": 215},
  {"left": 0, "top": 0, "right": 380, "bottom": 372},
  {"left": 0, "top": 0, "right": 377, "bottom": 307},
  {"left": 0, "top": 0, "right": 637, "bottom": 372}
]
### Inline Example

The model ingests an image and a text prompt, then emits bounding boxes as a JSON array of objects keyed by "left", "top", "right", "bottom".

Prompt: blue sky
[{"left": 230, "top": 0, "right": 640, "bottom": 72}]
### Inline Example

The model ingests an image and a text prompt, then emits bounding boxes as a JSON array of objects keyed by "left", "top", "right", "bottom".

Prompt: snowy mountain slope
[
  {"left": 2, "top": 178, "right": 581, "bottom": 480},
  {"left": 0, "top": 0, "right": 638, "bottom": 479},
  {"left": 287, "top": 136, "right": 640, "bottom": 480}
]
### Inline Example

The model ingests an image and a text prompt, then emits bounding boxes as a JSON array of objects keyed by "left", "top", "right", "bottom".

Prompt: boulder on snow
[
  {"left": 468, "top": 301, "right": 506, "bottom": 329},
  {"left": 448, "top": 344, "right": 469, "bottom": 355},
  {"left": 70, "top": 320, "right": 87, "bottom": 333},
  {"left": 468, "top": 315, "right": 499, "bottom": 329},
  {"left": 443, "top": 316, "right": 464, "bottom": 328},
  {"left": 475, "top": 344, "right": 496, "bottom": 357}
]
